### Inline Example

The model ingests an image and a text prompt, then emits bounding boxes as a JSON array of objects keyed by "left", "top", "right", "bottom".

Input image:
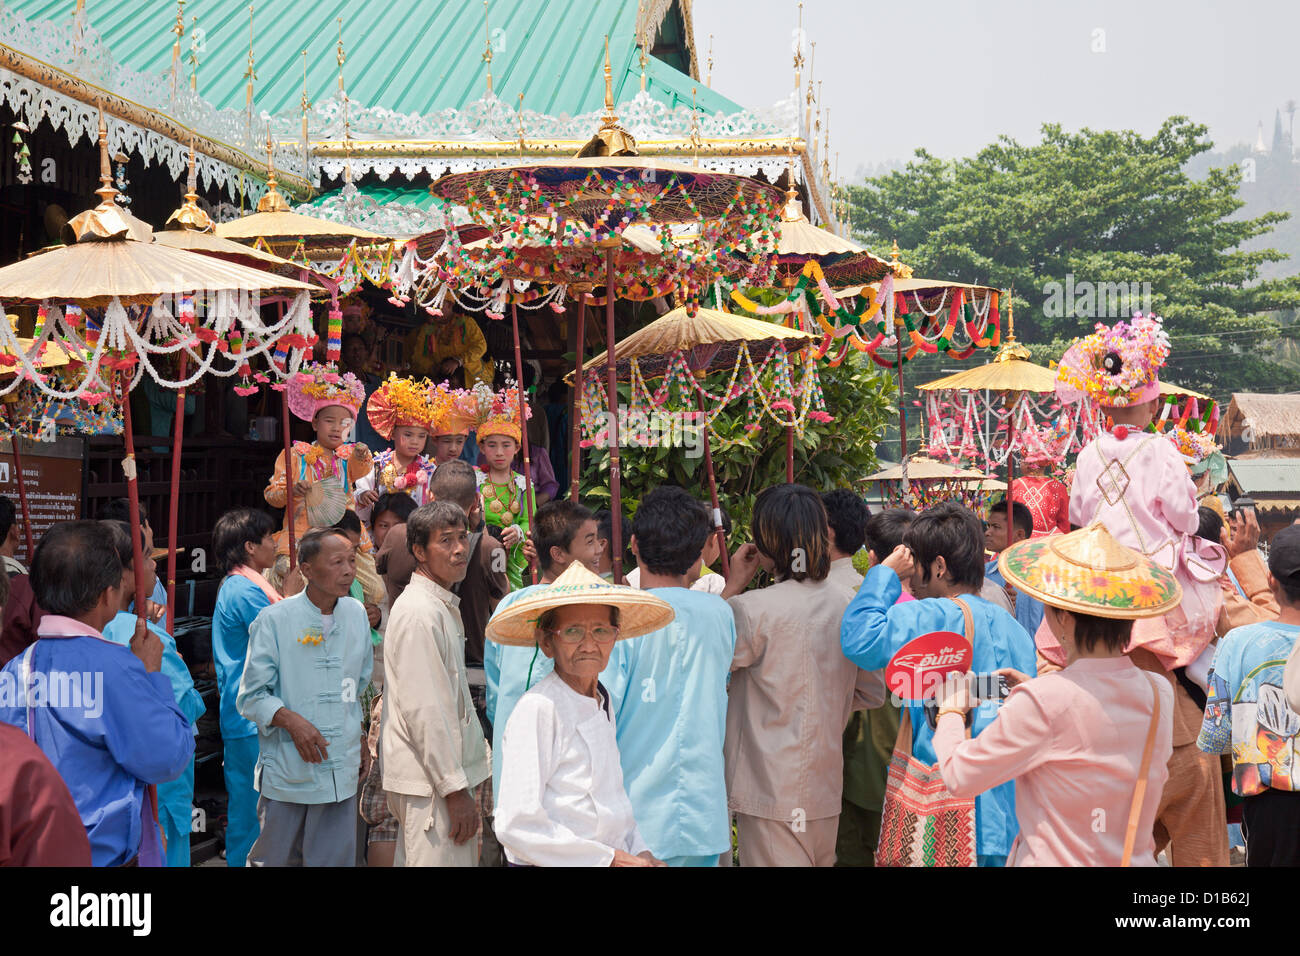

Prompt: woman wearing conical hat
[
  {"left": 930, "top": 523, "right": 1178, "bottom": 866},
  {"left": 487, "top": 562, "right": 674, "bottom": 867}
]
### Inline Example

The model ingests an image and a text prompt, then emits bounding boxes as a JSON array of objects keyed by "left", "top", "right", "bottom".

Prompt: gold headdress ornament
[
  {"left": 365, "top": 374, "right": 435, "bottom": 440},
  {"left": 576, "top": 36, "right": 637, "bottom": 157},
  {"left": 429, "top": 381, "right": 483, "bottom": 437},
  {"left": 476, "top": 382, "right": 529, "bottom": 442}
]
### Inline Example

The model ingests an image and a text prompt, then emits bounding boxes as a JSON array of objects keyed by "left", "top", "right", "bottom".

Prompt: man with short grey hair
[{"left": 238, "top": 527, "right": 372, "bottom": 866}]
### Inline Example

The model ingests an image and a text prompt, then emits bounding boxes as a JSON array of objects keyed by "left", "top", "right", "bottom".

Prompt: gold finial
[
  {"left": 821, "top": 107, "right": 831, "bottom": 182},
  {"left": 637, "top": 0, "right": 648, "bottom": 92},
  {"left": 166, "top": 136, "right": 214, "bottom": 231},
  {"left": 67, "top": 102, "right": 148, "bottom": 241},
  {"left": 602, "top": 35, "right": 615, "bottom": 123},
  {"left": 996, "top": 289, "right": 1029, "bottom": 361},
  {"left": 336, "top": 17, "right": 347, "bottom": 92},
  {"left": 888, "top": 239, "right": 914, "bottom": 280},
  {"left": 258, "top": 127, "right": 291, "bottom": 213},
  {"left": 689, "top": 86, "right": 701, "bottom": 167},
  {"left": 706, "top": 34, "right": 713, "bottom": 87},
  {"left": 793, "top": 2, "right": 804, "bottom": 94},
  {"left": 783, "top": 142, "right": 800, "bottom": 221},
  {"left": 187, "top": 13, "right": 199, "bottom": 91},
  {"left": 244, "top": 5, "right": 256, "bottom": 108},
  {"left": 96, "top": 106, "right": 114, "bottom": 201},
  {"left": 170, "top": 0, "right": 186, "bottom": 78},
  {"left": 516, "top": 92, "right": 526, "bottom": 156},
  {"left": 300, "top": 50, "right": 311, "bottom": 167},
  {"left": 806, "top": 40, "right": 815, "bottom": 110},
  {"left": 482, "top": 1, "right": 494, "bottom": 95}
]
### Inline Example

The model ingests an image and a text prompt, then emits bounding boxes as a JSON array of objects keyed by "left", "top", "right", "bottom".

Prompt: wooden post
[
  {"left": 511, "top": 300, "right": 537, "bottom": 585},
  {"left": 570, "top": 301, "right": 586, "bottom": 503},
  {"left": 604, "top": 246, "right": 624, "bottom": 584},
  {"left": 165, "top": 352, "right": 188, "bottom": 634}
]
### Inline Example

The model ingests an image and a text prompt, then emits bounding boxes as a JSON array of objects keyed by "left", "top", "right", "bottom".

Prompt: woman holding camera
[{"left": 931, "top": 522, "right": 1177, "bottom": 866}]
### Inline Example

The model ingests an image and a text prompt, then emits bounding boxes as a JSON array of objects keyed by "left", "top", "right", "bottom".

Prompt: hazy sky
[{"left": 693, "top": 0, "right": 1299, "bottom": 178}]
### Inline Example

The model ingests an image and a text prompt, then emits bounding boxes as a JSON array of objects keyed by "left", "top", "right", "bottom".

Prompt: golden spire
[
  {"left": 783, "top": 142, "right": 801, "bottom": 222},
  {"left": 602, "top": 35, "right": 616, "bottom": 124},
  {"left": 244, "top": 5, "right": 256, "bottom": 138},
  {"left": 336, "top": 17, "right": 347, "bottom": 93},
  {"left": 822, "top": 107, "right": 831, "bottom": 182},
  {"left": 300, "top": 50, "right": 311, "bottom": 169},
  {"left": 996, "top": 290, "right": 1030, "bottom": 361},
  {"left": 805, "top": 39, "right": 816, "bottom": 135},
  {"left": 165, "top": 136, "right": 214, "bottom": 231},
  {"left": 170, "top": 0, "right": 186, "bottom": 95},
  {"left": 889, "top": 239, "right": 914, "bottom": 280},
  {"left": 689, "top": 86, "right": 701, "bottom": 167},
  {"left": 67, "top": 104, "right": 149, "bottom": 241},
  {"left": 516, "top": 92, "right": 526, "bottom": 156},
  {"left": 258, "top": 127, "right": 291, "bottom": 213},
  {"left": 481, "top": 1, "right": 494, "bottom": 95},
  {"left": 792, "top": 2, "right": 804, "bottom": 95},
  {"left": 706, "top": 34, "right": 713, "bottom": 87},
  {"left": 637, "top": 0, "right": 648, "bottom": 92},
  {"left": 187, "top": 13, "right": 199, "bottom": 91}
]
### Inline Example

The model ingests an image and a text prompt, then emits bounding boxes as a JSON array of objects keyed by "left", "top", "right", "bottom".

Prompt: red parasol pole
[
  {"left": 511, "top": 300, "right": 538, "bottom": 585},
  {"left": 897, "top": 318, "right": 908, "bottom": 459},
  {"left": 604, "top": 244, "right": 624, "bottom": 584},
  {"left": 570, "top": 301, "right": 586, "bottom": 503},
  {"left": 3, "top": 405, "right": 35, "bottom": 559},
  {"left": 1006, "top": 394, "right": 1017, "bottom": 545},
  {"left": 279, "top": 302, "right": 297, "bottom": 571},
  {"left": 117, "top": 372, "right": 148, "bottom": 620},
  {"left": 698, "top": 392, "right": 730, "bottom": 577},
  {"left": 165, "top": 353, "right": 187, "bottom": 634}
]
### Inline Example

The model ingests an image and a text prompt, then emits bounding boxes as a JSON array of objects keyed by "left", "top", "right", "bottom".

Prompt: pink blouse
[{"left": 931, "top": 657, "right": 1173, "bottom": 866}]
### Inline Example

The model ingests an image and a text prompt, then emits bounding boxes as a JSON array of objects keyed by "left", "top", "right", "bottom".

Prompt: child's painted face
[
  {"left": 314, "top": 406, "right": 355, "bottom": 450},
  {"left": 481, "top": 435, "right": 519, "bottom": 473},
  {"left": 432, "top": 434, "right": 466, "bottom": 465},
  {"left": 394, "top": 425, "right": 429, "bottom": 461}
]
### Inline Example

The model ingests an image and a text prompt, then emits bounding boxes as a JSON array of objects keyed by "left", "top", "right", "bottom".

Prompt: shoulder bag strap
[
  {"left": 950, "top": 597, "right": 976, "bottom": 645},
  {"left": 1121, "top": 675, "right": 1163, "bottom": 867}
]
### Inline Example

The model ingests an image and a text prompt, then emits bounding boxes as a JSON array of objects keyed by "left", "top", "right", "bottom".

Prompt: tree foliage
[{"left": 846, "top": 118, "right": 1300, "bottom": 400}]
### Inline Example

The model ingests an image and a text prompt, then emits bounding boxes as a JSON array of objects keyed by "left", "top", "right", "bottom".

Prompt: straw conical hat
[
  {"left": 486, "top": 561, "right": 675, "bottom": 647},
  {"left": 997, "top": 522, "right": 1182, "bottom": 619}
]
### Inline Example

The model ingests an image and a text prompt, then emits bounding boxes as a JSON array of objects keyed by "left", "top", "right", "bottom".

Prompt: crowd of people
[{"left": 2, "top": 314, "right": 1300, "bottom": 868}]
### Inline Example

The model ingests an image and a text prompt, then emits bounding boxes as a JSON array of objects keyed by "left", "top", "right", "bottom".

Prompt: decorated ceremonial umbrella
[
  {"left": 918, "top": 304, "right": 1096, "bottom": 537},
  {"left": 430, "top": 40, "right": 783, "bottom": 581},
  {"left": 154, "top": 143, "right": 318, "bottom": 628},
  {"left": 575, "top": 305, "right": 818, "bottom": 573},
  {"left": 0, "top": 112, "right": 317, "bottom": 621},
  {"left": 862, "top": 456, "right": 997, "bottom": 511}
]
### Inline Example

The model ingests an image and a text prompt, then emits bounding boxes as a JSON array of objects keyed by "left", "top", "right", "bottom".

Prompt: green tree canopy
[{"left": 846, "top": 117, "right": 1300, "bottom": 401}]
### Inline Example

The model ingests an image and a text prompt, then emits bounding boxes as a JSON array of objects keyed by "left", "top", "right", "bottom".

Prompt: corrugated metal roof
[
  {"left": 1228, "top": 458, "right": 1300, "bottom": 494},
  {"left": 9, "top": 0, "right": 739, "bottom": 118}
]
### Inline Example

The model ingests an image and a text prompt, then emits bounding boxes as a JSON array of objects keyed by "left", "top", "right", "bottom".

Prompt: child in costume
[
  {"left": 354, "top": 374, "right": 437, "bottom": 522},
  {"left": 477, "top": 384, "right": 532, "bottom": 589},
  {"left": 1054, "top": 314, "right": 1227, "bottom": 672},
  {"left": 427, "top": 381, "right": 484, "bottom": 468},
  {"left": 263, "top": 364, "right": 383, "bottom": 603},
  {"left": 1011, "top": 424, "right": 1070, "bottom": 536}
]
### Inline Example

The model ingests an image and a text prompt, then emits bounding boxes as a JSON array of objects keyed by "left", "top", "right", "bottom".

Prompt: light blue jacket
[
  {"left": 236, "top": 591, "right": 372, "bottom": 804},
  {"left": 840, "top": 565, "right": 1036, "bottom": 860},
  {"left": 102, "top": 611, "right": 205, "bottom": 729},
  {"left": 605, "top": 588, "right": 735, "bottom": 860},
  {"left": 212, "top": 575, "right": 272, "bottom": 741}
]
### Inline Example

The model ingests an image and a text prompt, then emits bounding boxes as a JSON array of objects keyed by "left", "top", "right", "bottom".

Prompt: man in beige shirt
[{"left": 382, "top": 501, "right": 490, "bottom": 867}]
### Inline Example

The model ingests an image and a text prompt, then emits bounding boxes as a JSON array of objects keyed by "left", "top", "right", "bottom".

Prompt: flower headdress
[
  {"left": 365, "top": 374, "right": 434, "bottom": 440},
  {"left": 429, "top": 380, "right": 484, "bottom": 437},
  {"left": 476, "top": 382, "right": 530, "bottom": 443},
  {"left": 286, "top": 362, "right": 365, "bottom": 423},
  {"left": 1055, "top": 313, "right": 1170, "bottom": 408}
]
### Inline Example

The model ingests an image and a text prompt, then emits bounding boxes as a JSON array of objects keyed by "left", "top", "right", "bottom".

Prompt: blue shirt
[
  {"left": 236, "top": 591, "right": 373, "bottom": 804},
  {"left": 0, "top": 626, "right": 195, "bottom": 866},
  {"left": 485, "top": 583, "right": 621, "bottom": 793},
  {"left": 212, "top": 575, "right": 273, "bottom": 740},
  {"left": 1199, "top": 620, "right": 1300, "bottom": 797},
  {"left": 102, "top": 611, "right": 205, "bottom": 730},
  {"left": 985, "top": 558, "right": 1045, "bottom": 637},
  {"left": 605, "top": 588, "right": 736, "bottom": 859},
  {"left": 840, "top": 566, "right": 1036, "bottom": 859}
]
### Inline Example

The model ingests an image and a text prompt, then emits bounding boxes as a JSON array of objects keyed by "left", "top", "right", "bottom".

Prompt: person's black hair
[
  {"left": 0, "top": 496, "right": 15, "bottom": 541},
  {"left": 632, "top": 486, "right": 710, "bottom": 576},
  {"left": 212, "top": 507, "right": 277, "bottom": 574},
  {"left": 428, "top": 459, "right": 479, "bottom": 511},
  {"left": 332, "top": 510, "right": 363, "bottom": 536},
  {"left": 751, "top": 484, "right": 831, "bottom": 582},
  {"left": 1069, "top": 611, "right": 1134, "bottom": 655},
  {"left": 595, "top": 508, "right": 633, "bottom": 569},
  {"left": 98, "top": 497, "right": 132, "bottom": 524},
  {"left": 102, "top": 520, "right": 147, "bottom": 569},
  {"left": 372, "top": 492, "right": 419, "bottom": 529},
  {"left": 31, "top": 521, "right": 122, "bottom": 617},
  {"left": 822, "top": 489, "right": 871, "bottom": 556},
  {"left": 534, "top": 500, "right": 595, "bottom": 573},
  {"left": 988, "top": 498, "right": 1034, "bottom": 543},
  {"left": 407, "top": 501, "right": 469, "bottom": 553},
  {"left": 903, "top": 502, "right": 985, "bottom": 590},
  {"left": 1267, "top": 525, "right": 1300, "bottom": 605},
  {"left": 1197, "top": 505, "right": 1224, "bottom": 545},
  {"left": 297, "top": 527, "right": 352, "bottom": 566},
  {"left": 865, "top": 508, "right": 915, "bottom": 561}
]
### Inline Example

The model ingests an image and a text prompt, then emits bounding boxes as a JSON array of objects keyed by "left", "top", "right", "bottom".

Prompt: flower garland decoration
[{"left": 1055, "top": 312, "right": 1170, "bottom": 408}]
